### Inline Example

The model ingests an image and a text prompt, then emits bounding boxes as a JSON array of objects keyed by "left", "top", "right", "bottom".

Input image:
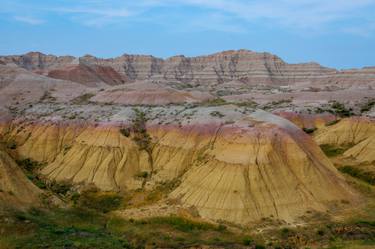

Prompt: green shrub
[
  {"left": 201, "top": 98, "right": 227, "bottom": 106},
  {"left": 135, "top": 171, "right": 149, "bottom": 179},
  {"left": 339, "top": 166, "right": 375, "bottom": 185},
  {"left": 243, "top": 236, "right": 254, "bottom": 245},
  {"left": 16, "top": 158, "right": 47, "bottom": 189},
  {"left": 130, "top": 108, "right": 152, "bottom": 153},
  {"left": 48, "top": 180, "right": 73, "bottom": 196},
  {"left": 144, "top": 216, "right": 218, "bottom": 232},
  {"left": 6, "top": 140, "right": 17, "bottom": 150},
  {"left": 255, "top": 245, "right": 266, "bottom": 249},
  {"left": 360, "top": 99, "right": 375, "bottom": 113},
  {"left": 303, "top": 127, "right": 317, "bottom": 134},
  {"left": 235, "top": 101, "right": 258, "bottom": 108},
  {"left": 329, "top": 101, "right": 353, "bottom": 117},
  {"left": 326, "top": 119, "right": 340, "bottom": 126},
  {"left": 16, "top": 158, "right": 41, "bottom": 172},
  {"left": 320, "top": 144, "right": 347, "bottom": 157},
  {"left": 77, "top": 188, "right": 123, "bottom": 213},
  {"left": 209, "top": 111, "right": 225, "bottom": 118},
  {"left": 119, "top": 127, "right": 131, "bottom": 137}
]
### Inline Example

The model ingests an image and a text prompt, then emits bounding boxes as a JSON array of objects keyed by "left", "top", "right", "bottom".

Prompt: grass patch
[
  {"left": 0, "top": 208, "right": 131, "bottom": 249},
  {"left": 339, "top": 166, "right": 375, "bottom": 185},
  {"left": 142, "top": 216, "right": 218, "bottom": 232},
  {"left": 76, "top": 187, "right": 123, "bottom": 213},
  {"left": 0, "top": 208, "right": 249, "bottom": 249},
  {"left": 320, "top": 144, "right": 351, "bottom": 157},
  {"left": 201, "top": 98, "right": 227, "bottom": 106}
]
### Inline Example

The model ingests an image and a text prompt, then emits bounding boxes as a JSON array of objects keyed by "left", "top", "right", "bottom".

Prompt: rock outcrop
[
  {"left": 314, "top": 117, "right": 375, "bottom": 165},
  {"left": 274, "top": 112, "right": 337, "bottom": 129},
  {"left": 0, "top": 111, "right": 357, "bottom": 224},
  {"left": 47, "top": 64, "right": 128, "bottom": 86},
  {"left": 2, "top": 50, "right": 375, "bottom": 88}
]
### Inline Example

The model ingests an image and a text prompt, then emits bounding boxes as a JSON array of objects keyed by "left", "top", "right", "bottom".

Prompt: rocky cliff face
[{"left": 3, "top": 50, "right": 374, "bottom": 88}]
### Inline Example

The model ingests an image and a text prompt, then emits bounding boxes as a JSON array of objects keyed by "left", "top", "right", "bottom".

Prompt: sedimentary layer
[
  {"left": 314, "top": 117, "right": 375, "bottom": 165},
  {"left": 2, "top": 50, "right": 375, "bottom": 88},
  {"left": 0, "top": 111, "right": 357, "bottom": 224}
]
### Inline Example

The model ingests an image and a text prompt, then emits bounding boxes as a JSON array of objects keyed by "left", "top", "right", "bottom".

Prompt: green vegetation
[
  {"left": 235, "top": 100, "right": 258, "bottom": 108},
  {"left": 143, "top": 216, "right": 219, "bottom": 232},
  {"left": 329, "top": 101, "right": 354, "bottom": 117},
  {"left": 339, "top": 166, "right": 375, "bottom": 185},
  {"left": 326, "top": 119, "right": 340, "bottom": 126},
  {"left": 201, "top": 97, "right": 227, "bottom": 106},
  {"left": 76, "top": 187, "right": 123, "bottom": 213},
  {"left": 360, "top": 99, "right": 375, "bottom": 113},
  {"left": 129, "top": 108, "right": 152, "bottom": 153},
  {"left": 16, "top": 158, "right": 47, "bottom": 189},
  {"left": 6, "top": 139, "right": 17, "bottom": 150},
  {"left": 16, "top": 158, "right": 74, "bottom": 195},
  {"left": 0, "top": 208, "right": 259, "bottom": 249},
  {"left": 320, "top": 144, "right": 352, "bottom": 157},
  {"left": 209, "top": 110, "right": 225, "bottom": 118},
  {"left": 0, "top": 208, "right": 132, "bottom": 249},
  {"left": 135, "top": 171, "right": 149, "bottom": 179},
  {"left": 119, "top": 127, "right": 131, "bottom": 137},
  {"left": 303, "top": 127, "right": 317, "bottom": 134}
]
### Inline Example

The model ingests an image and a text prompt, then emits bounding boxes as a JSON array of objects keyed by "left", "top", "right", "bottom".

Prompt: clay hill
[{"left": 0, "top": 50, "right": 374, "bottom": 229}]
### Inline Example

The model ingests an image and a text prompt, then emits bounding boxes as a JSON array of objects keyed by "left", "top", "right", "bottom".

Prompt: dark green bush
[
  {"left": 329, "top": 101, "right": 353, "bottom": 117},
  {"left": 243, "top": 236, "right": 254, "bottom": 245},
  {"left": 320, "top": 144, "right": 347, "bottom": 157},
  {"left": 201, "top": 98, "right": 227, "bottom": 106},
  {"left": 303, "top": 127, "right": 317, "bottom": 134},
  {"left": 144, "top": 216, "right": 217, "bottom": 232},
  {"left": 339, "top": 166, "right": 375, "bottom": 185},
  {"left": 120, "top": 127, "right": 131, "bottom": 137},
  {"left": 77, "top": 188, "right": 123, "bottom": 213},
  {"left": 6, "top": 140, "right": 17, "bottom": 150},
  {"left": 360, "top": 99, "right": 375, "bottom": 113},
  {"left": 135, "top": 171, "right": 149, "bottom": 179}
]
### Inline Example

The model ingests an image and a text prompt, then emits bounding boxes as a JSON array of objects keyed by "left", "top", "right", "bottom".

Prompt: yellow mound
[
  {"left": 0, "top": 149, "right": 41, "bottom": 209},
  {"left": 0, "top": 114, "right": 358, "bottom": 224},
  {"left": 314, "top": 117, "right": 375, "bottom": 164}
]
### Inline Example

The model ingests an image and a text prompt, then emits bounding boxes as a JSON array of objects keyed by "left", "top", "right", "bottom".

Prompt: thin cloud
[
  {"left": 3, "top": 0, "right": 375, "bottom": 34},
  {"left": 13, "top": 16, "right": 44, "bottom": 25}
]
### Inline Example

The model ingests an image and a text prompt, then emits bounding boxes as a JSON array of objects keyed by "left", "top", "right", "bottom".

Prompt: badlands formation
[{"left": 0, "top": 50, "right": 374, "bottom": 228}]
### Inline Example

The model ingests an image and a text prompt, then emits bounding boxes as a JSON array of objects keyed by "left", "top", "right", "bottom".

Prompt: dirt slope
[{"left": 0, "top": 148, "right": 41, "bottom": 209}]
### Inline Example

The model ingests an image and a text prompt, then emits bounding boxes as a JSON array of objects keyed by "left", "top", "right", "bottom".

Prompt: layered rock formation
[
  {"left": 0, "top": 49, "right": 372, "bottom": 225},
  {"left": 91, "top": 82, "right": 213, "bottom": 105},
  {"left": 2, "top": 50, "right": 375, "bottom": 88},
  {"left": 0, "top": 111, "right": 357, "bottom": 224},
  {"left": 274, "top": 112, "right": 337, "bottom": 129},
  {"left": 314, "top": 117, "right": 375, "bottom": 165},
  {"left": 47, "top": 64, "right": 128, "bottom": 86}
]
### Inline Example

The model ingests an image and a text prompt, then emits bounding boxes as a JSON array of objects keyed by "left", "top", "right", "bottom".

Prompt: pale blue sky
[{"left": 0, "top": 0, "right": 374, "bottom": 69}]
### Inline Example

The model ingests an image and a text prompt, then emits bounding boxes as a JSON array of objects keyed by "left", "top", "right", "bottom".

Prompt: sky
[{"left": 0, "top": 0, "right": 375, "bottom": 69}]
